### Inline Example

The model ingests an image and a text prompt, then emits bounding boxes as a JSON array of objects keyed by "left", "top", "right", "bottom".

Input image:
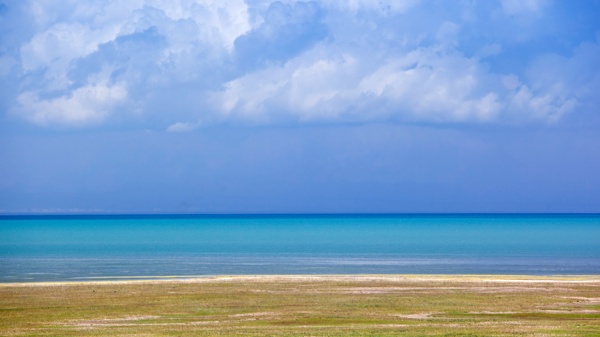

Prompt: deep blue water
[{"left": 1, "top": 214, "right": 599, "bottom": 282}]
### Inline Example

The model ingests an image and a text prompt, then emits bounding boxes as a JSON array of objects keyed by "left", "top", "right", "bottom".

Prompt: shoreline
[{"left": 3, "top": 274, "right": 600, "bottom": 287}]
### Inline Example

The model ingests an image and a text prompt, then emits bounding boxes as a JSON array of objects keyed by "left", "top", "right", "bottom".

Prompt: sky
[{"left": 0, "top": 0, "right": 599, "bottom": 214}]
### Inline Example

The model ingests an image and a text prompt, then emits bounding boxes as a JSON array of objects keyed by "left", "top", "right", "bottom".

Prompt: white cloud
[
  {"left": 6, "top": 0, "right": 599, "bottom": 128},
  {"left": 215, "top": 38, "right": 504, "bottom": 124},
  {"left": 140, "top": 0, "right": 250, "bottom": 51},
  {"left": 22, "top": 0, "right": 251, "bottom": 71},
  {"left": 512, "top": 34, "right": 600, "bottom": 122},
  {"left": 505, "top": 82, "right": 576, "bottom": 123},
  {"left": 210, "top": 8, "right": 600, "bottom": 126},
  {"left": 166, "top": 121, "right": 201, "bottom": 132},
  {"left": 17, "top": 82, "right": 127, "bottom": 126},
  {"left": 20, "top": 22, "right": 120, "bottom": 88},
  {"left": 15, "top": 0, "right": 252, "bottom": 126},
  {"left": 214, "top": 27, "right": 599, "bottom": 125},
  {"left": 323, "top": 0, "right": 420, "bottom": 14},
  {"left": 215, "top": 49, "right": 363, "bottom": 123}
]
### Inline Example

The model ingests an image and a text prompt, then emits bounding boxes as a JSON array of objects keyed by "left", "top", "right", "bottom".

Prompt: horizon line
[{"left": 1, "top": 212, "right": 599, "bottom": 218}]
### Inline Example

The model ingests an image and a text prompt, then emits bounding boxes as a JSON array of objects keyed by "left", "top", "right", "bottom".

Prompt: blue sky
[{"left": 1, "top": 0, "right": 599, "bottom": 213}]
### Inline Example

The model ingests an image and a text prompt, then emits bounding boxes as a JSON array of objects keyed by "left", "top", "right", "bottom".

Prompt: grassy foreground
[{"left": 1, "top": 275, "right": 599, "bottom": 336}]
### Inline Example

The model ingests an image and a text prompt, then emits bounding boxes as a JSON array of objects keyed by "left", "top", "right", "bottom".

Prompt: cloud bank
[{"left": 1, "top": 0, "right": 599, "bottom": 128}]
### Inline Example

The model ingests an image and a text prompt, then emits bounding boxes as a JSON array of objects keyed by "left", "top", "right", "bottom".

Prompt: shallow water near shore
[{"left": 1, "top": 214, "right": 599, "bottom": 282}]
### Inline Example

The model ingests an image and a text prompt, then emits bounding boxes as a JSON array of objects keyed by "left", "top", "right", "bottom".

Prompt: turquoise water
[{"left": 1, "top": 214, "right": 599, "bottom": 282}]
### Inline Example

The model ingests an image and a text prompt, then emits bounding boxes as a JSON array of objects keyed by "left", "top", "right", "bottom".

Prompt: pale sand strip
[{"left": 2, "top": 274, "right": 599, "bottom": 287}]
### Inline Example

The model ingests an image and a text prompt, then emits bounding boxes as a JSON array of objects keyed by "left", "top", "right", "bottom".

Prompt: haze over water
[{"left": 1, "top": 214, "right": 599, "bottom": 282}]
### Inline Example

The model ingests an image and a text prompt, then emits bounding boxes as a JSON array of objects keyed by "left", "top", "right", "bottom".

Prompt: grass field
[{"left": 1, "top": 275, "right": 599, "bottom": 336}]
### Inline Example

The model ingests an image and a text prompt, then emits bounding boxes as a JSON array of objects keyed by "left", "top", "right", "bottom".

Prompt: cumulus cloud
[
  {"left": 12, "top": 0, "right": 250, "bottom": 126},
  {"left": 17, "top": 82, "right": 127, "bottom": 126},
  {"left": 3, "top": 0, "right": 599, "bottom": 128},
  {"left": 166, "top": 121, "right": 201, "bottom": 132},
  {"left": 214, "top": 8, "right": 594, "bottom": 125},
  {"left": 323, "top": 0, "right": 420, "bottom": 14},
  {"left": 215, "top": 42, "right": 504, "bottom": 124},
  {"left": 20, "top": 21, "right": 119, "bottom": 88},
  {"left": 233, "top": 1, "right": 326, "bottom": 72}
]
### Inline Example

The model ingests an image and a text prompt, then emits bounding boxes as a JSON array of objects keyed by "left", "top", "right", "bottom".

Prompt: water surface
[{"left": 1, "top": 214, "right": 598, "bottom": 282}]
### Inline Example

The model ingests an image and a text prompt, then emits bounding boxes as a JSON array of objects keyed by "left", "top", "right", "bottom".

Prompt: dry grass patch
[{"left": 1, "top": 275, "right": 599, "bottom": 336}]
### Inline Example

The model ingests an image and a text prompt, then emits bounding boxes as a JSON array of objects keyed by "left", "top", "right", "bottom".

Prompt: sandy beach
[
  {"left": 2, "top": 275, "right": 599, "bottom": 336},
  {"left": 3, "top": 274, "right": 600, "bottom": 287}
]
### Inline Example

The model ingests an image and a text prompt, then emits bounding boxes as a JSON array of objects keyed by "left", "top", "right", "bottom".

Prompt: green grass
[{"left": 1, "top": 275, "right": 599, "bottom": 336}]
